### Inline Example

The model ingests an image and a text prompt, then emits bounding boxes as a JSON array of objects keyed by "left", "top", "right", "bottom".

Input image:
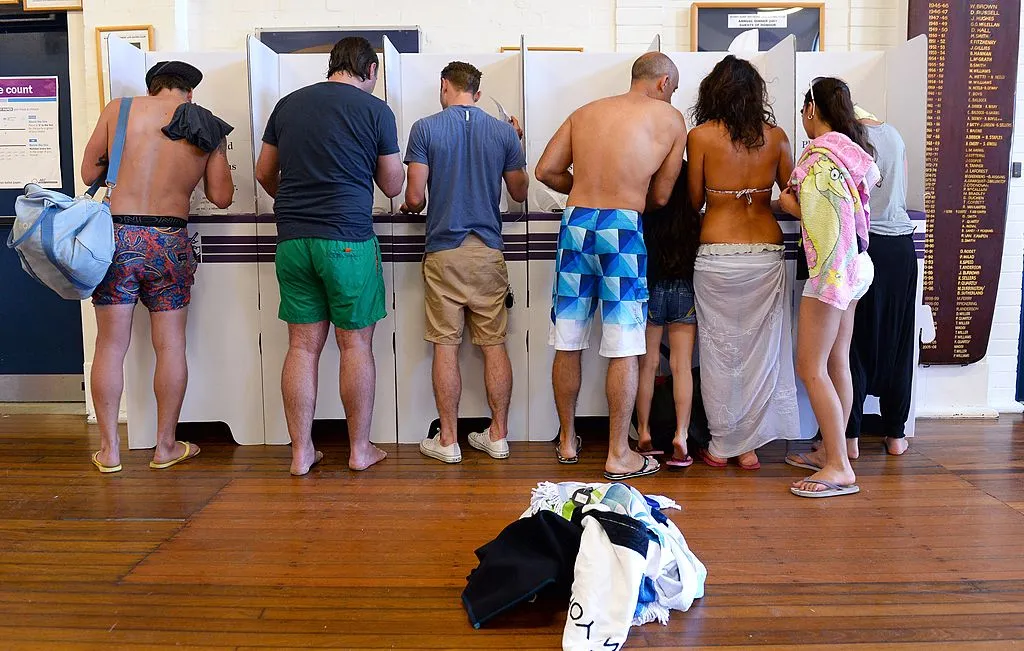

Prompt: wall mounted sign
[
  {"left": 0, "top": 76, "right": 61, "bottom": 189},
  {"left": 691, "top": 2, "right": 824, "bottom": 52},
  {"left": 909, "top": 0, "right": 1021, "bottom": 364}
]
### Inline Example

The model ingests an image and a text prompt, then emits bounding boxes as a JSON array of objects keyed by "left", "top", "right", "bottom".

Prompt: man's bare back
[
  {"left": 687, "top": 121, "right": 792, "bottom": 244},
  {"left": 82, "top": 94, "right": 233, "bottom": 218},
  {"left": 536, "top": 93, "right": 687, "bottom": 214}
]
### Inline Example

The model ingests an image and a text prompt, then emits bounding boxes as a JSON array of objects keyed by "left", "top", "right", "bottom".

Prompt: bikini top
[{"left": 705, "top": 186, "right": 773, "bottom": 205}]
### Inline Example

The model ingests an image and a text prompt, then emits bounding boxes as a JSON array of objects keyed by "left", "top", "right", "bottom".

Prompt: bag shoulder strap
[{"left": 106, "top": 97, "right": 132, "bottom": 189}]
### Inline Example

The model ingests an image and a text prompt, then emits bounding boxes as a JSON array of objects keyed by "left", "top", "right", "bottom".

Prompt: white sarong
[{"left": 693, "top": 244, "right": 800, "bottom": 458}]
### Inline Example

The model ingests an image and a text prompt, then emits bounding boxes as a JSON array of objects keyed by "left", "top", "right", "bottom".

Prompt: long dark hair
[
  {"left": 803, "top": 77, "right": 875, "bottom": 157},
  {"left": 643, "top": 162, "right": 701, "bottom": 282},
  {"left": 691, "top": 55, "right": 776, "bottom": 149}
]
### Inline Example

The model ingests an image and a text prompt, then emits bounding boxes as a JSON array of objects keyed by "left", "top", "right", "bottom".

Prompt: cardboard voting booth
[
  {"left": 107, "top": 37, "right": 265, "bottom": 448},
  {"left": 389, "top": 45, "right": 531, "bottom": 443},
  {"left": 791, "top": 35, "right": 930, "bottom": 438},
  {"left": 105, "top": 29, "right": 929, "bottom": 449},
  {"left": 247, "top": 36, "right": 398, "bottom": 445}
]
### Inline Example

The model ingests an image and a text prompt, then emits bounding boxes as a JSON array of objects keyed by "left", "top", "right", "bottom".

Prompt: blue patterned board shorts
[
  {"left": 92, "top": 224, "right": 196, "bottom": 312},
  {"left": 548, "top": 206, "right": 648, "bottom": 358},
  {"left": 648, "top": 278, "right": 697, "bottom": 326}
]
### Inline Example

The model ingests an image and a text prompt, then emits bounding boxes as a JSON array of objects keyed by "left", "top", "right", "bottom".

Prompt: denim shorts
[{"left": 647, "top": 278, "right": 697, "bottom": 326}]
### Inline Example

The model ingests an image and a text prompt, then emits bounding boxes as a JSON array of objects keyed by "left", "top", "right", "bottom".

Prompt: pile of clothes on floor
[{"left": 462, "top": 481, "right": 706, "bottom": 650}]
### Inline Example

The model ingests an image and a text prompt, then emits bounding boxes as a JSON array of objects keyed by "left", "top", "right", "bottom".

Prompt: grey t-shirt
[
  {"left": 405, "top": 105, "right": 526, "bottom": 253},
  {"left": 865, "top": 123, "right": 915, "bottom": 237}
]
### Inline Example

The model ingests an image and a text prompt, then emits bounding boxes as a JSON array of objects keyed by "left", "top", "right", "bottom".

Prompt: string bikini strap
[{"left": 705, "top": 187, "right": 773, "bottom": 205}]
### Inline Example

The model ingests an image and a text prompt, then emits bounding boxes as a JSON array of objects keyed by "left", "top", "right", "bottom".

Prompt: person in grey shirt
[
  {"left": 844, "top": 108, "right": 917, "bottom": 457},
  {"left": 401, "top": 61, "right": 529, "bottom": 464}
]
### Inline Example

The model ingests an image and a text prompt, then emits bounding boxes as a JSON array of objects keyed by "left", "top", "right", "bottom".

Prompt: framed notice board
[
  {"left": 691, "top": 2, "right": 824, "bottom": 52},
  {"left": 909, "top": 0, "right": 1022, "bottom": 365}
]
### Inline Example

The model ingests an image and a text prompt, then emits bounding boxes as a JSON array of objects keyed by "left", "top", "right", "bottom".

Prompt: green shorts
[{"left": 276, "top": 237, "right": 386, "bottom": 330}]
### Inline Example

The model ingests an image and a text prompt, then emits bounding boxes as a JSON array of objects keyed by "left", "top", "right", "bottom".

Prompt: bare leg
[
  {"left": 337, "top": 325, "right": 386, "bottom": 471},
  {"left": 432, "top": 344, "right": 461, "bottom": 447},
  {"left": 792, "top": 297, "right": 856, "bottom": 491},
  {"left": 149, "top": 308, "right": 199, "bottom": 465},
  {"left": 480, "top": 343, "right": 512, "bottom": 441},
  {"left": 91, "top": 305, "right": 135, "bottom": 468},
  {"left": 635, "top": 324, "right": 664, "bottom": 452},
  {"left": 667, "top": 323, "right": 696, "bottom": 460},
  {"left": 829, "top": 300, "right": 859, "bottom": 462},
  {"left": 552, "top": 349, "right": 582, "bottom": 459},
  {"left": 605, "top": 355, "right": 656, "bottom": 475},
  {"left": 282, "top": 321, "right": 329, "bottom": 475}
]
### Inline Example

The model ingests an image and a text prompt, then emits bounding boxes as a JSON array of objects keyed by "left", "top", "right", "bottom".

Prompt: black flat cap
[{"left": 145, "top": 60, "right": 203, "bottom": 90}]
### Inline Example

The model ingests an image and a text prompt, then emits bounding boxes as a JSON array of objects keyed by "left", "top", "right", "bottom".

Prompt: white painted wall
[{"left": 64, "top": 0, "right": 1022, "bottom": 419}]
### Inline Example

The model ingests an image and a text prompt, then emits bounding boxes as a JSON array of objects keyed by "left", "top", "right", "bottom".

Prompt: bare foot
[
  {"left": 847, "top": 438, "right": 860, "bottom": 460},
  {"left": 787, "top": 447, "right": 827, "bottom": 469},
  {"left": 349, "top": 443, "right": 387, "bottom": 471},
  {"left": 291, "top": 449, "right": 324, "bottom": 476},
  {"left": 636, "top": 427, "right": 657, "bottom": 453},
  {"left": 671, "top": 435, "right": 688, "bottom": 460},
  {"left": 152, "top": 441, "right": 200, "bottom": 466},
  {"left": 791, "top": 466, "right": 856, "bottom": 492},
  {"left": 606, "top": 448, "right": 659, "bottom": 476},
  {"left": 93, "top": 447, "right": 120, "bottom": 469},
  {"left": 558, "top": 433, "right": 580, "bottom": 461},
  {"left": 737, "top": 451, "right": 760, "bottom": 469},
  {"left": 885, "top": 437, "right": 909, "bottom": 455}
]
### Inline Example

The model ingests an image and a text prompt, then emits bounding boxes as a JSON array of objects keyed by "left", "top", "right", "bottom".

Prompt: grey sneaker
[
  {"left": 420, "top": 421, "right": 462, "bottom": 464},
  {"left": 468, "top": 428, "right": 510, "bottom": 459}
]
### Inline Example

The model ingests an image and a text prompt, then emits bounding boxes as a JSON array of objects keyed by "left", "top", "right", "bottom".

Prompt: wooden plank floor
[{"left": 1, "top": 414, "right": 1023, "bottom": 649}]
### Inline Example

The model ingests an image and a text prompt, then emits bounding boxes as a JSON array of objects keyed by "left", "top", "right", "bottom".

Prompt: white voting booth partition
[
  {"left": 389, "top": 44, "right": 530, "bottom": 443},
  {"left": 107, "top": 37, "right": 265, "bottom": 448},
  {"left": 524, "top": 39, "right": 797, "bottom": 441},
  {"left": 524, "top": 50, "right": 634, "bottom": 441},
  {"left": 107, "top": 32, "right": 928, "bottom": 449},
  {"left": 246, "top": 35, "right": 398, "bottom": 445},
  {"left": 792, "top": 35, "right": 930, "bottom": 438}
]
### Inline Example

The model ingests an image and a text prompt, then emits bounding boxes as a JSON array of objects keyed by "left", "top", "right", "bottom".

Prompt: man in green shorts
[{"left": 255, "top": 37, "right": 404, "bottom": 475}]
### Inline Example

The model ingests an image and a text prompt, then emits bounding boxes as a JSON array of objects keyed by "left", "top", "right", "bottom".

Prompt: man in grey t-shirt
[{"left": 401, "top": 61, "right": 528, "bottom": 464}]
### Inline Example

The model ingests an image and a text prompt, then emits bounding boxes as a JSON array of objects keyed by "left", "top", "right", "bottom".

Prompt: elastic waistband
[
  {"left": 565, "top": 206, "right": 640, "bottom": 218},
  {"left": 698, "top": 243, "right": 784, "bottom": 256},
  {"left": 112, "top": 215, "right": 189, "bottom": 229}
]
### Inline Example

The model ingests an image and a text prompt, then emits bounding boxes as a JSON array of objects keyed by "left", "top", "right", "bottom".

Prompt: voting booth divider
[
  {"left": 107, "top": 33, "right": 929, "bottom": 448},
  {"left": 108, "top": 37, "right": 266, "bottom": 448}
]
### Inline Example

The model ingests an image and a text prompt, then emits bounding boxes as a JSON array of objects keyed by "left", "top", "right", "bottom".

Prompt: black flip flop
[
  {"left": 604, "top": 455, "right": 660, "bottom": 481},
  {"left": 555, "top": 433, "right": 582, "bottom": 464}
]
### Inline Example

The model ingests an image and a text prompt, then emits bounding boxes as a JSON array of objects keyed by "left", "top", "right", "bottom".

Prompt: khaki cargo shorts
[{"left": 423, "top": 235, "right": 509, "bottom": 346}]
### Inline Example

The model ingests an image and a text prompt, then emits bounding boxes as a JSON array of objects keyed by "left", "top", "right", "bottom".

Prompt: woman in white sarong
[{"left": 686, "top": 55, "right": 801, "bottom": 469}]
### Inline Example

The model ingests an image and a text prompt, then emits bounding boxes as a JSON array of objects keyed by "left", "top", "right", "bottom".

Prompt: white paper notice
[
  {"left": 0, "top": 76, "right": 62, "bottom": 189},
  {"left": 728, "top": 13, "right": 788, "bottom": 29}
]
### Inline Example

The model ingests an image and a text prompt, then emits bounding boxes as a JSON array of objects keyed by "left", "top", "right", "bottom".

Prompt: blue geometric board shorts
[{"left": 548, "top": 206, "right": 649, "bottom": 358}]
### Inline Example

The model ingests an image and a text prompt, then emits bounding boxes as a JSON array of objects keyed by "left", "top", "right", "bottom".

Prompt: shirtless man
[
  {"left": 535, "top": 52, "right": 686, "bottom": 480},
  {"left": 82, "top": 61, "right": 234, "bottom": 473}
]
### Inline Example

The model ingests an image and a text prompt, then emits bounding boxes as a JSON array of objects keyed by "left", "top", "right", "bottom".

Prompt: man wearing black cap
[
  {"left": 81, "top": 60, "right": 235, "bottom": 475},
  {"left": 256, "top": 36, "right": 404, "bottom": 476}
]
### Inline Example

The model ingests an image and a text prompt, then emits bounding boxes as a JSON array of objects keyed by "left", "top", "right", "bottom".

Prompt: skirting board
[{"left": 915, "top": 408, "right": 1001, "bottom": 419}]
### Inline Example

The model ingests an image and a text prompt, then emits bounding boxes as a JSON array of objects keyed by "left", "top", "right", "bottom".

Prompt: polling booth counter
[
  {"left": 107, "top": 37, "right": 266, "bottom": 449},
  {"left": 247, "top": 35, "right": 398, "bottom": 445},
  {"left": 104, "top": 30, "right": 930, "bottom": 449},
  {"left": 389, "top": 43, "right": 531, "bottom": 443}
]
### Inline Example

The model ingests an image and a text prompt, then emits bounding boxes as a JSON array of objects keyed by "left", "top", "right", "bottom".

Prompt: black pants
[{"left": 848, "top": 234, "right": 917, "bottom": 439}]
